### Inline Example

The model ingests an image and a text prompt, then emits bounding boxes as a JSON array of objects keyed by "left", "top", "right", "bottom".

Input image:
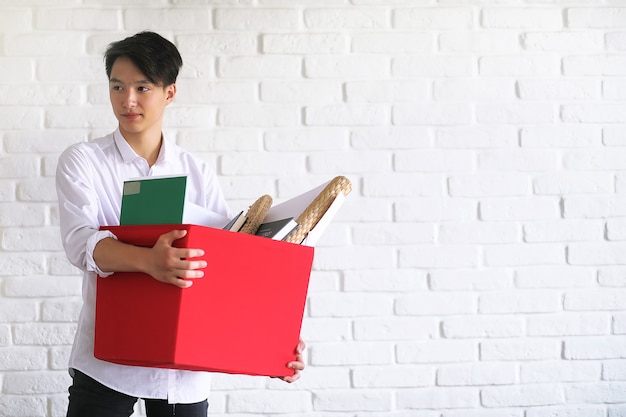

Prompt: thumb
[{"left": 160, "top": 229, "right": 187, "bottom": 245}]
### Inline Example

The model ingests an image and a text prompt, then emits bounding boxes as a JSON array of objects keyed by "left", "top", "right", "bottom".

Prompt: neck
[{"left": 120, "top": 127, "right": 163, "bottom": 167}]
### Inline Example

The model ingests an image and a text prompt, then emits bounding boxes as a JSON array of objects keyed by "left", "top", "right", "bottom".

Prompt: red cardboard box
[{"left": 94, "top": 224, "right": 314, "bottom": 377}]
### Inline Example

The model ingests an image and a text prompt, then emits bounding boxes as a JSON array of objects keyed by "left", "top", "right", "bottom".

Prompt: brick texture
[{"left": 1, "top": 1, "right": 625, "bottom": 416}]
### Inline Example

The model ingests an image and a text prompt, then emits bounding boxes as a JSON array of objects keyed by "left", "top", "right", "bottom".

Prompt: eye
[
  {"left": 138, "top": 86, "right": 150, "bottom": 92},
  {"left": 111, "top": 85, "right": 123, "bottom": 91}
]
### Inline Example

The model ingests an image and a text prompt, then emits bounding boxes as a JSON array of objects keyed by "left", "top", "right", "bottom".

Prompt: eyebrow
[{"left": 109, "top": 77, "right": 153, "bottom": 85}]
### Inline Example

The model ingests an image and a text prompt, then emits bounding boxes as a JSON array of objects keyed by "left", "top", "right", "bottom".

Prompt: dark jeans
[{"left": 66, "top": 369, "right": 208, "bottom": 417}]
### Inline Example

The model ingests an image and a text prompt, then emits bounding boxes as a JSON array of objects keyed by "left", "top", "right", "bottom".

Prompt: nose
[{"left": 122, "top": 89, "right": 137, "bottom": 109}]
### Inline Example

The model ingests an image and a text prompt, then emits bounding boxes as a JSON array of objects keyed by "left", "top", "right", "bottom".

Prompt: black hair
[{"left": 105, "top": 31, "right": 183, "bottom": 86}]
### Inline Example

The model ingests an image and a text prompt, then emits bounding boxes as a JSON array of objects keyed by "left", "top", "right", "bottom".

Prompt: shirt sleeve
[{"left": 55, "top": 145, "right": 117, "bottom": 277}]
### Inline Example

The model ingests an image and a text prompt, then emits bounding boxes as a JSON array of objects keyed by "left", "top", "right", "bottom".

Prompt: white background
[{"left": 1, "top": 0, "right": 626, "bottom": 416}]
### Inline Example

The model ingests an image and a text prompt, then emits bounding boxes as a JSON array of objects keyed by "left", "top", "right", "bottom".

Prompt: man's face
[{"left": 108, "top": 56, "right": 175, "bottom": 140}]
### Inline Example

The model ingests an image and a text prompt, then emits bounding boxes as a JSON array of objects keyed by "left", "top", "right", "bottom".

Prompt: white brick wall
[{"left": 1, "top": 0, "right": 626, "bottom": 416}]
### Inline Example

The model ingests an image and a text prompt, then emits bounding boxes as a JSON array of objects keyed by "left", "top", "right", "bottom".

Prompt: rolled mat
[
  {"left": 239, "top": 194, "right": 273, "bottom": 235},
  {"left": 284, "top": 176, "right": 352, "bottom": 244}
]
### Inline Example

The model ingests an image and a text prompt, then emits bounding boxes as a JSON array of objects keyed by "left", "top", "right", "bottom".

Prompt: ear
[{"left": 165, "top": 84, "right": 177, "bottom": 104}]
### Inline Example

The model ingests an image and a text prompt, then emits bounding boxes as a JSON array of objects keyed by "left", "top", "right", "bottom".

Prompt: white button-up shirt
[{"left": 56, "top": 129, "right": 230, "bottom": 403}]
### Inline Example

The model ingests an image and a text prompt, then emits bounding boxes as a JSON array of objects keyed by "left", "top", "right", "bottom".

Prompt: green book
[{"left": 120, "top": 175, "right": 187, "bottom": 225}]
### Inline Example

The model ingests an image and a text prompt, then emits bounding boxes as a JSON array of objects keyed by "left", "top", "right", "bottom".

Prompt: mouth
[{"left": 121, "top": 113, "right": 141, "bottom": 121}]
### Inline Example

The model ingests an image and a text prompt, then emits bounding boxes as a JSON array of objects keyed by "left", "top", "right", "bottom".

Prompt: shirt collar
[{"left": 113, "top": 128, "right": 171, "bottom": 166}]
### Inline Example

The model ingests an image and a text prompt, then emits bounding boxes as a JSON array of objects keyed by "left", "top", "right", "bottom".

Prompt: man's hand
[
  {"left": 145, "top": 229, "right": 206, "bottom": 288},
  {"left": 278, "top": 338, "right": 306, "bottom": 383},
  {"left": 93, "top": 229, "right": 206, "bottom": 289}
]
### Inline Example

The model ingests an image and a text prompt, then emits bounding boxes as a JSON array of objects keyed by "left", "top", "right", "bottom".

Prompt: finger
[
  {"left": 160, "top": 229, "right": 187, "bottom": 245},
  {"left": 175, "top": 269, "right": 205, "bottom": 279},
  {"left": 170, "top": 259, "right": 206, "bottom": 277},
  {"left": 292, "top": 353, "right": 304, "bottom": 365},
  {"left": 296, "top": 339, "right": 306, "bottom": 354},
  {"left": 178, "top": 248, "right": 205, "bottom": 259},
  {"left": 280, "top": 370, "right": 301, "bottom": 383},
  {"left": 171, "top": 259, "right": 206, "bottom": 272},
  {"left": 287, "top": 360, "right": 305, "bottom": 371},
  {"left": 280, "top": 376, "right": 299, "bottom": 383},
  {"left": 167, "top": 276, "right": 193, "bottom": 289},
  {"left": 163, "top": 268, "right": 197, "bottom": 288},
  {"left": 185, "top": 260, "right": 207, "bottom": 270}
]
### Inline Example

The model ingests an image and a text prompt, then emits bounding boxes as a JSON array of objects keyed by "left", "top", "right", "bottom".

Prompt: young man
[{"left": 56, "top": 31, "right": 305, "bottom": 417}]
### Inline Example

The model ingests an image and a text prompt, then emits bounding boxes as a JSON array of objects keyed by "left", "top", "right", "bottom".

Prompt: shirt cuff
[{"left": 85, "top": 230, "right": 117, "bottom": 277}]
